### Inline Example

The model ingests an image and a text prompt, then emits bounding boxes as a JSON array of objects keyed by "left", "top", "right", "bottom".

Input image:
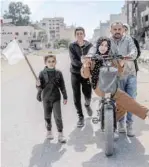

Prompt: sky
[{"left": 1, "top": 0, "right": 125, "bottom": 39}]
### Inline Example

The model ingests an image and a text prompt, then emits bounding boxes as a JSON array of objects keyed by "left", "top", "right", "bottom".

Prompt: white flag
[{"left": 2, "top": 40, "right": 24, "bottom": 65}]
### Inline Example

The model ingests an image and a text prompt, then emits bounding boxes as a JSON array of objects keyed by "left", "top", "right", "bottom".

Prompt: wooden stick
[
  {"left": 17, "top": 40, "right": 38, "bottom": 80},
  {"left": 24, "top": 54, "right": 37, "bottom": 80}
]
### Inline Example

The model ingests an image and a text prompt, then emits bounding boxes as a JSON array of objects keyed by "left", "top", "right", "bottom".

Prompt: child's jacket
[{"left": 37, "top": 67, "right": 67, "bottom": 102}]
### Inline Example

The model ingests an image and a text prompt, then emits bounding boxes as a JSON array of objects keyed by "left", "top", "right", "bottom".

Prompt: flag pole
[
  {"left": 17, "top": 40, "right": 38, "bottom": 80},
  {"left": 24, "top": 54, "right": 38, "bottom": 80}
]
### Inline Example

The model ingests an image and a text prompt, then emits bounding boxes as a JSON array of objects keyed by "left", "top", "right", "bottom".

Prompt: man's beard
[{"left": 113, "top": 33, "right": 122, "bottom": 39}]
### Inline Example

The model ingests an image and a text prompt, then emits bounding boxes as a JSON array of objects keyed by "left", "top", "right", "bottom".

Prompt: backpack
[
  {"left": 132, "top": 37, "right": 141, "bottom": 59},
  {"left": 132, "top": 37, "right": 141, "bottom": 72}
]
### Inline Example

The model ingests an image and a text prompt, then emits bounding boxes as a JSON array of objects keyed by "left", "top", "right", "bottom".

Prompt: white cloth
[{"left": 2, "top": 40, "right": 24, "bottom": 65}]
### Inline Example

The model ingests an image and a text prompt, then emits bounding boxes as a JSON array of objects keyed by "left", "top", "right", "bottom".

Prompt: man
[
  {"left": 69, "top": 27, "right": 93, "bottom": 128},
  {"left": 88, "top": 22, "right": 137, "bottom": 137},
  {"left": 123, "top": 23, "right": 141, "bottom": 75},
  {"left": 110, "top": 22, "right": 137, "bottom": 137}
]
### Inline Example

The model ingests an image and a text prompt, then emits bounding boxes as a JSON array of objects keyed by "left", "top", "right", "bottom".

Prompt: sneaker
[
  {"left": 58, "top": 132, "right": 66, "bottom": 143},
  {"left": 77, "top": 117, "right": 85, "bottom": 128},
  {"left": 127, "top": 123, "right": 135, "bottom": 137},
  {"left": 118, "top": 122, "right": 126, "bottom": 133},
  {"left": 114, "top": 131, "right": 119, "bottom": 141},
  {"left": 85, "top": 105, "right": 93, "bottom": 117},
  {"left": 46, "top": 131, "right": 54, "bottom": 140}
]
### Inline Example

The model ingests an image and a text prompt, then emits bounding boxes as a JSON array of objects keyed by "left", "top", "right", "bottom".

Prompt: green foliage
[{"left": 3, "top": 2, "right": 31, "bottom": 26}]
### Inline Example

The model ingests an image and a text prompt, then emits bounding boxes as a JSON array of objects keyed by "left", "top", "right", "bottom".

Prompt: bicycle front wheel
[{"left": 104, "top": 104, "right": 114, "bottom": 156}]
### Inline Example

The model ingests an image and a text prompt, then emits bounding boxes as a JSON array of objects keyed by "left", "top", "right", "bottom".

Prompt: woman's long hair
[
  {"left": 96, "top": 37, "right": 111, "bottom": 55},
  {"left": 91, "top": 37, "right": 111, "bottom": 89}
]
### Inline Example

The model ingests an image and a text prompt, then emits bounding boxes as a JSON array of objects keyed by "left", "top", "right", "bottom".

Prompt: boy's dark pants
[
  {"left": 43, "top": 100, "right": 63, "bottom": 132},
  {"left": 71, "top": 73, "right": 92, "bottom": 118}
]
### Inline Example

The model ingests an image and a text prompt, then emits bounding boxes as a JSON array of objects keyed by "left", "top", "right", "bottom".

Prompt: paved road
[{"left": 1, "top": 52, "right": 149, "bottom": 167}]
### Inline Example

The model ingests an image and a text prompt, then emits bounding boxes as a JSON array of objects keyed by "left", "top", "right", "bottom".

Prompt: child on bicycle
[
  {"left": 36, "top": 55, "right": 67, "bottom": 143},
  {"left": 81, "top": 37, "right": 149, "bottom": 136}
]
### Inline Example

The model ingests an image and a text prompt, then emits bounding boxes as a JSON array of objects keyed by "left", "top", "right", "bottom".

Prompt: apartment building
[
  {"left": 0, "top": 18, "right": 47, "bottom": 50},
  {"left": 1, "top": 25, "right": 34, "bottom": 49},
  {"left": 38, "top": 17, "right": 65, "bottom": 41},
  {"left": 127, "top": 0, "right": 149, "bottom": 47}
]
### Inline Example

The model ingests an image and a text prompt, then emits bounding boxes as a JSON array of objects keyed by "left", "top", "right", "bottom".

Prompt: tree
[
  {"left": 58, "top": 39, "right": 70, "bottom": 48},
  {"left": 3, "top": 2, "right": 31, "bottom": 26}
]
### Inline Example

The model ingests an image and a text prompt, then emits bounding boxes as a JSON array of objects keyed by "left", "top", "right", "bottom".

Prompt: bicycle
[{"left": 84, "top": 54, "right": 132, "bottom": 156}]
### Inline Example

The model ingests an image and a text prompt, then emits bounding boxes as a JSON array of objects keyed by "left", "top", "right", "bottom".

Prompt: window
[
  {"left": 56, "top": 27, "right": 59, "bottom": 30},
  {"left": 42, "top": 23, "right": 46, "bottom": 26},
  {"left": 18, "top": 40, "right": 22, "bottom": 43},
  {"left": 145, "top": 15, "right": 148, "bottom": 22},
  {"left": 24, "top": 32, "right": 28, "bottom": 35},
  {"left": 15, "top": 32, "right": 19, "bottom": 36},
  {"left": 33, "top": 32, "right": 36, "bottom": 38}
]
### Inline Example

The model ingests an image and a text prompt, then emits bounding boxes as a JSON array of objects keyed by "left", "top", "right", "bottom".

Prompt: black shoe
[
  {"left": 85, "top": 105, "right": 93, "bottom": 117},
  {"left": 77, "top": 117, "right": 84, "bottom": 128}
]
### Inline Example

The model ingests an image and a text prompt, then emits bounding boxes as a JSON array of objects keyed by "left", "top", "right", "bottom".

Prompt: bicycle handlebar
[{"left": 85, "top": 54, "right": 133, "bottom": 61}]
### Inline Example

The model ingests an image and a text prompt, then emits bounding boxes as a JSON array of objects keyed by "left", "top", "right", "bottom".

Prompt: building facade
[
  {"left": 59, "top": 26, "right": 75, "bottom": 42},
  {"left": 38, "top": 17, "right": 65, "bottom": 42},
  {"left": 141, "top": 6, "right": 149, "bottom": 49},
  {"left": 92, "top": 27, "right": 100, "bottom": 42},
  {"left": 127, "top": 1, "right": 149, "bottom": 48},
  {"left": 0, "top": 18, "right": 48, "bottom": 50}
]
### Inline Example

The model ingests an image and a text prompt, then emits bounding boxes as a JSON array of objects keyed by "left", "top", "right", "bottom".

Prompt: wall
[{"left": 1, "top": 26, "right": 34, "bottom": 49}]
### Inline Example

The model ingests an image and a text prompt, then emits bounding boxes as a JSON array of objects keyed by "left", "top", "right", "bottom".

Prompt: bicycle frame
[{"left": 96, "top": 95, "right": 117, "bottom": 131}]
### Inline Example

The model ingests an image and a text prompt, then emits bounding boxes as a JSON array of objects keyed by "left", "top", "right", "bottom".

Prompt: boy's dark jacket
[
  {"left": 36, "top": 67, "right": 67, "bottom": 102},
  {"left": 69, "top": 40, "right": 92, "bottom": 74}
]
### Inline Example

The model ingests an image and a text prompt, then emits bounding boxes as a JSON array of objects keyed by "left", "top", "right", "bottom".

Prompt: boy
[
  {"left": 36, "top": 55, "right": 67, "bottom": 143},
  {"left": 69, "top": 27, "right": 93, "bottom": 128}
]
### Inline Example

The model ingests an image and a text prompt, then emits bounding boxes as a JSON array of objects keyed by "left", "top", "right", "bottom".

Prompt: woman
[{"left": 81, "top": 37, "right": 149, "bottom": 123}]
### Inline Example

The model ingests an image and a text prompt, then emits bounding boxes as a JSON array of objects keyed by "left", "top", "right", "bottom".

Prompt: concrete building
[
  {"left": 141, "top": 6, "right": 149, "bottom": 49},
  {"left": 38, "top": 17, "right": 65, "bottom": 42},
  {"left": 99, "top": 21, "right": 110, "bottom": 37},
  {"left": 1, "top": 25, "right": 34, "bottom": 50},
  {"left": 59, "top": 25, "right": 75, "bottom": 42},
  {"left": 110, "top": 4, "right": 127, "bottom": 25},
  {"left": 30, "top": 25, "right": 48, "bottom": 49},
  {"left": 92, "top": 27, "right": 100, "bottom": 42},
  {"left": 127, "top": 0, "right": 149, "bottom": 48},
  {"left": 0, "top": 18, "right": 48, "bottom": 50}
]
